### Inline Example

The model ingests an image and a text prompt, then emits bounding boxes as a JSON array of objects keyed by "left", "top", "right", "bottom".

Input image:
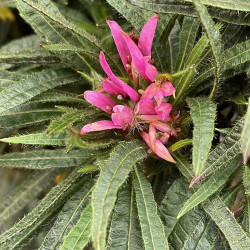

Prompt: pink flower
[
  {"left": 79, "top": 15, "right": 180, "bottom": 164},
  {"left": 141, "top": 80, "right": 176, "bottom": 107}
]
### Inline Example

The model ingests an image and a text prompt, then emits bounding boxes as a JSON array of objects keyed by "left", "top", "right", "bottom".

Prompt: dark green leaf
[
  {"left": 243, "top": 165, "right": 250, "bottom": 195},
  {"left": 187, "top": 98, "right": 216, "bottom": 177},
  {"left": 61, "top": 204, "right": 92, "bottom": 250},
  {"left": 241, "top": 98, "right": 250, "bottom": 163},
  {"left": 107, "top": 179, "right": 143, "bottom": 250},
  {"left": 133, "top": 167, "right": 168, "bottom": 250},
  {"left": 0, "top": 149, "right": 95, "bottom": 169},
  {"left": 0, "top": 69, "right": 81, "bottom": 114},
  {"left": 40, "top": 180, "right": 94, "bottom": 250},
  {"left": 91, "top": 140, "right": 146, "bottom": 249}
]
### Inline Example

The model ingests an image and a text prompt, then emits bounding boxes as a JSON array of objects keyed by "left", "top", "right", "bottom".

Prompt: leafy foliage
[{"left": 0, "top": 0, "right": 249, "bottom": 249}]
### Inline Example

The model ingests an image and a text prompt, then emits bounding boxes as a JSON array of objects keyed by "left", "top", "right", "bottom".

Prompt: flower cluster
[{"left": 80, "top": 15, "right": 180, "bottom": 163}]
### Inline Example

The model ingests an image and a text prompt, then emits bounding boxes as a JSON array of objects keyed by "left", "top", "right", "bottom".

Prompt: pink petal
[
  {"left": 154, "top": 89, "right": 164, "bottom": 107},
  {"left": 99, "top": 52, "right": 139, "bottom": 102},
  {"left": 149, "top": 124, "right": 157, "bottom": 151},
  {"left": 154, "top": 139, "right": 176, "bottom": 163},
  {"left": 122, "top": 32, "right": 150, "bottom": 81},
  {"left": 151, "top": 121, "right": 171, "bottom": 133},
  {"left": 80, "top": 120, "right": 122, "bottom": 135},
  {"left": 102, "top": 79, "right": 127, "bottom": 98},
  {"left": 111, "top": 105, "right": 133, "bottom": 126},
  {"left": 137, "top": 115, "right": 160, "bottom": 122},
  {"left": 155, "top": 103, "right": 172, "bottom": 120},
  {"left": 138, "top": 14, "right": 160, "bottom": 57},
  {"left": 145, "top": 62, "right": 158, "bottom": 82},
  {"left": 106, "top": 19, "right": 131, "bottom": 69},
  {"left": 140, "top": 131, "right": 176, "bottom": 163},
  {"left": 161, "top": 81, "right": 176, "bottom": 96},
  {"left": 134, "top": 99, "right": 157, "bottom": 115},
  {"left": 84, "top": 90, "right": 116, "bottom": 114},
  {"left": 140, "top": 83, "right": 158, "bottom": 100},
  {"left": 159, "top": 133, "right": 170, "bottom": 144}
]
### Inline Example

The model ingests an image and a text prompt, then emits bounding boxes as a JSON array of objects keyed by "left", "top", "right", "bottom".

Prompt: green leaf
[
  {"left": 175, "top": 17, "right": 200, "bottom": 72},
  {"left": 229, "top": 94, "right": 248, "bottom": 105},
  {"left": 181, "top": 0, "right": 250, "bottom": 12},
  {"left": 0, "top": 168, "right": 90, "bottom": 249},
  {"left": 0, "top": 69, "right": 81, "bottom": 114},
  {"left": 15, "top": 0, "right": 123, "bottom": 74},
  {"left": 133, "top": 167, "right": 168, "bottom": 250},
  {"left": 48, "top": 108, "right": 99, "bottom": 135},
  {"left": 0, "top": 149, "right": 95, "bottom": 169},
  {"left": 0, "top": 132, "right": 66, "bottom": 146},
  {"left": 243, "top": 165, "right": 250, "bottom": 195},
  {"left": 91, "top": 140, "right": 146, "bottom": 250},
  {"left": 243, "top": 197, "right": 250, "bottom": 233},
  {"left": 241, "top": 98, "right": 250, "bottom": 163},
  {"left": 0, "top": 106, "right": 63, "bottom": 130},
  {"left": 107, "top": 179, "right": 143, "bottom": 250},
  {"left": 177, "top": 154, "right": 242, "bottom": 218},
  {"left": 0, "top": 34, "right": 59, "bottom": 65},
  {"left": 159, "top": 177, "right": 193, "bottom": 236},
  {"left": 187, "top": 97, "right": 216, "bottom": 177},
  {"left": 61, "top": 204, "right": 92, "bottom": 250},
  {"left": 192, "top": 119, "right": 243, "bottom": 184},
  {"left": 128, "top": 0, "right": 250, "bottom": 25},
  {"left": 40, "top": 180, "right": 94, "bottom": 250},
  {"left": 192, "top": 0, "right": 224, "bottom": 99},
  {"left": 168, "top": 139, "right": 192, "bottom": 152},
  {"left": 172, "top": 65, "right": 196, "bottom": 106},
  {"left": 0, "top": 169, "right": 59, "bottom": 226},
  {"left": 203, "top": 196, "right": 250, "bottom": 250},
  {"left": 0, "top": 69, "right": 24, "bottom": 88}
]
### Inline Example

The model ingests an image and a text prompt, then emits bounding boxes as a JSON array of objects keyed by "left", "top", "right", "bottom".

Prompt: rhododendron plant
[
  {"left": 80, "top": 15, "right": 177, "bottom": 163},
  {"left": 0, "top": 0, "right": 249, "bottom": 249}
]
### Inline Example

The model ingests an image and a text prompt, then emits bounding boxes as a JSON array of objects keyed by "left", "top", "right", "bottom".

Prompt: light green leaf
[
  {"left": 0, "top": 168, "right": 90, "bottom": 249},
  {"left": 107, "top": 179, "right": 143, "bottom": 250},
  {"left": 203, "top": 196, "right": 250, "bottom": 250},
  {"left": 187, "top": 97, "right": 216, "bottom": 177},
  {"left": 133, "top": 167, "right": 168, "bottom": 250},
  {"left": 181, "top": 0, "right": 250, "bottom": 12},
  {"left": 128, "top": 0, "right": 250, "bottom": 25},
  {"left": 0, "top": 132, "right": 66, "bottom": 146},
  {"left": 192, "top": 0, "right": 224, "bottom": 99},
  {"left": 243, "top": 164, "right": 250, "bottom": 195},
  {"left": 175, "top": 16, "right": 200, "bottom": 72},
  {"left": 91, "top": 140, "right": 146, "bottom": 250},
  {"left": 0, "top": 34, "right": 59, "bottom": 65},
  {"left": 0, "top": 149, "right": 95, "bottom": 169},
  {"left": 241, "top": 98, "right": 250, "bottom": 163},
  {"left": 230, "top": 94, "right": 248, "bottom": 105},
  {"left": 61, "top": 204, "right": 92, "bottom": 250},
  {"left": 0, "top": 106, "right": 63, "bottom": 130},
  {"left": 192, "top": 119, "right": 243, "bottom": 185},
  {"left": 48, "top": 109, "right": 99, "bottom": 135},
  {"left": 177, "top": 154, "right": 242, "bottom": 218},
  {"left": 41, "top": 180, "right": 94, "bottom": 250},
  {"left": 0, "top": 169, "right": 59, "bottom": 226},
  {"left": 169, "top": 139, "right": 192, "bottom": 152},
  {"left": 0, "top": 69, "right": 81, "bottom": 114}
]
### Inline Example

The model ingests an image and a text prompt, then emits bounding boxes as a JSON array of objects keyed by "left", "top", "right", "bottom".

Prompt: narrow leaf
[
  {"left": 0, "top": 132, "right": 66, "bottom": 146},
  {"left": 107, "top": 179, "right": 143, "bottom": 250},
  {"left": 192, "top": 0, "right": 224, "bottom": 99},
  {"left": 203, "top": 196, "right": 250, "bottom": 250},
  {"left": 0, "top": 149, "right": 95, "bottom": 169},
  {"left": 177, "top": 154, "right": 242, "bottom": 218},
  {"left": 0, "top": 69, "right": 81, "bottom": 114},
  {"left": 175, "top": 16, "right": 200, "bottom": 72},
  {"left": 187, "top": 97, "right": 216, "bottom": 177},
  {"left": 243, "top": 164, "right": 250, "bottom": 195},
  {"left": 241, "top": 98, "right": 250, "bottom": 163},
  {"left": 169, "top": 139, "right": 192, "bottom": 152},
  {"left": 61, "top": 204, "right": 92, "bottom": 250},
  {"left": 91, "top": 140, "right": 146, "bottom": 250},
  {"left": 40, "top": 180, "right": 94, "bottom": 250},
  {"left": 243, "top": 197, "right": 250, "bottom": 233},
  {"left": 0, "top": 169, "right": 59, "bottom": 226},
  {"left": 0, "top": 168, "right": 90, "bottom": 248},
  {"left": 133, "top": 167, "right": 168, "bottom": 250}
]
